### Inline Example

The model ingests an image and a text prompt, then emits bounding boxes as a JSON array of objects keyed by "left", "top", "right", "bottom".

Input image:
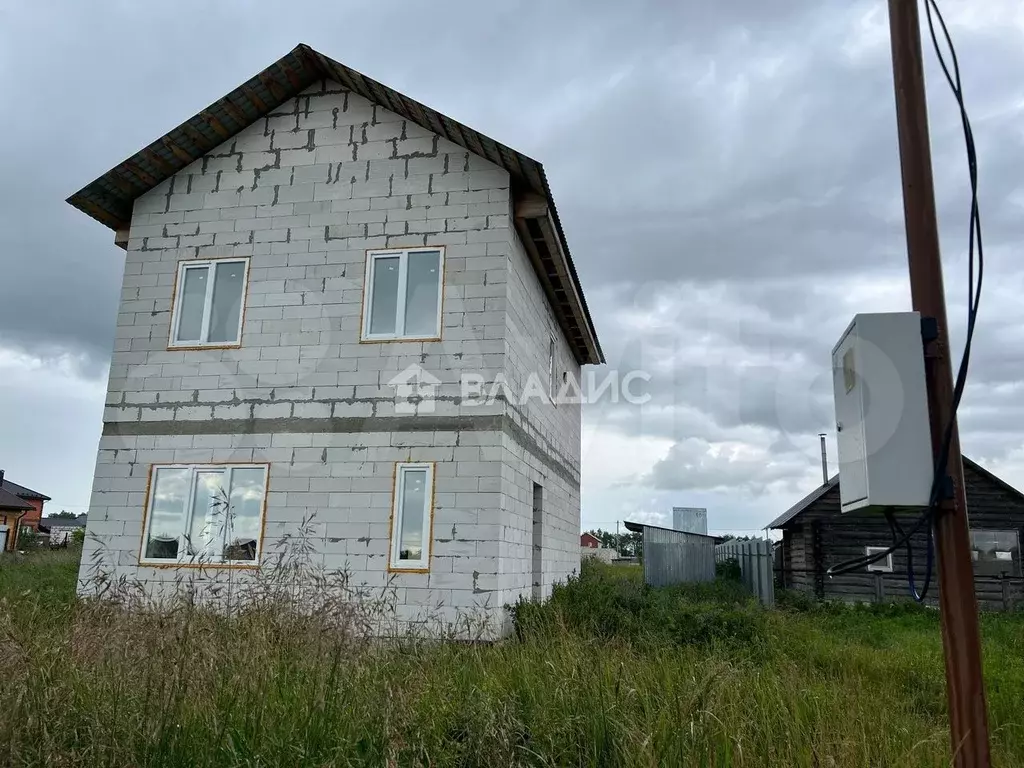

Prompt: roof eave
[
  {"left": 513, "top": 189, "right": 603, "bottom": 365},
  {"left": 767, "top": 476, "right": 840, "bottom": 529}
]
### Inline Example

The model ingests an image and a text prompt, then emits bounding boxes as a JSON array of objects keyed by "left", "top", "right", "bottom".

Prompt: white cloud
[
  {"left": 3, "top": 0, "right": 1023, "bottom": 538},
  {"left": 0, "top": 347, "right": 106, "bottom": 515}
]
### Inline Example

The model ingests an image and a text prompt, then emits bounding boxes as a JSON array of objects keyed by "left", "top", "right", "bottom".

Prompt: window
[
  {"left": 388, "top": 463, "right": 434, "bottom": 571},
  {"left": 532, "top": 483, "right": 543, "bottom": 601},
  {"left": 362, "top": 248, "right": 444, "bottom": 341},
  {"left": 865, "top": 546, "right": 893, "bottom": 573},
  {"left": 971, "top": 529, "right": 1021, "bottom": 576},
  {"left": 843, "top": 348, "right": 856, "bottom": 393},
  {"left": 170, "top": 258, "right": 249, "bottom": 347},
  {"left": 548, "top": 336, "right": 557, "bottom": 403},
  {"left": 140, "top": 464, "right": 268, "bottom": 565}
]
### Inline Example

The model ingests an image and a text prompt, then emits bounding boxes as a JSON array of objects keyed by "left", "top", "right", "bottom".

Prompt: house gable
[
  {"left": 771, "top": 458, "right": 1024, "bottom": 530},
  {"left": 67, "top": 44, "right": 602, "bottom": 365}
]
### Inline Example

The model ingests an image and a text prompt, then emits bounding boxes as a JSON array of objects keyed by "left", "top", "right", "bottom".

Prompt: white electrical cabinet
[{"left": 831, "top": 312, "right": 933, "bottom": 513}]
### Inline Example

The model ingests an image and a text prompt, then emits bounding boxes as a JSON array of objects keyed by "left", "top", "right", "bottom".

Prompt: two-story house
[{"left": 68, "top": 44, "right": 603, "bottom": 637}]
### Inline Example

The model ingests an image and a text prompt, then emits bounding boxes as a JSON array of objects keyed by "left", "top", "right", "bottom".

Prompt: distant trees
[
  {"left": 51, "top": 510, "right": 77, "bottom": 519},
  {"left": 582, "top": 529, "right": 643, "bottom": 559}
]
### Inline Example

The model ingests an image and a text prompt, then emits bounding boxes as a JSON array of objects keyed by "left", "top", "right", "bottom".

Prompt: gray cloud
[{"left": 1, "top": 0, "right": 1022, "bottom": 528}]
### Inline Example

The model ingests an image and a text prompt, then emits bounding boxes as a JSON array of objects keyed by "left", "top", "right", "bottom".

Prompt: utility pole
[{"left": 886, "top": 2, "right": 991, "bottom": 765}]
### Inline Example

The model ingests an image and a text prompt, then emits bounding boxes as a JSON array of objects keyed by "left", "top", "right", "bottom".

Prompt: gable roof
[
  {"left": 66, "top": 43, "right": 603, "bottom": 365},
  {"left": 622, "top": 520, "right": 723, "bottom": 541},
  {"left": 1, "top": 478, "right": 50, "bottom": 501},
  {"left": 0, "top": 487, "right": 33, "bottom": 512},
  {"left": 39, "top": 516, "right": 88, "bottom": 530},
  {"left": 767, "top": 457, "right": 1024, "bottom": 529},
  {"left": 767, "top": 475, "right": 840, "bottom": 529}
]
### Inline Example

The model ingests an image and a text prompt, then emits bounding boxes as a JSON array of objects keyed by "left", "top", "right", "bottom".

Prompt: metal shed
[{"left": 624, "top": 521, "right": 717, "bottom": 587}]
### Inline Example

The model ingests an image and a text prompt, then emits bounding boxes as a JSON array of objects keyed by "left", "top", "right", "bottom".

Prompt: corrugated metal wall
[
  {"left": 716, "top": 538, "right": 776, "bottom": 606},
  {"left": 642, "top": 527, "right": 716, "bottom": 587}
]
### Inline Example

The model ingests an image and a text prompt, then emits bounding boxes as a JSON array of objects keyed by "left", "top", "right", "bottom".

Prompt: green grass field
[{"left": 1, "top": 550, "right": 1022, "bottom": 766}]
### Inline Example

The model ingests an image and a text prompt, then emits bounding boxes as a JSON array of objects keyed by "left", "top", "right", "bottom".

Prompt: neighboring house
[
  {"left": 67, "top": 44, "right": 603, "bottom": 637},
  {"left": 579, "top": 531, "right": 613, "bottom": 562},
  {"left": 39, "top": 515, "right": 88, "bottom": 546},
  {"left": 769, "top": 457, "right": 1024, "bottom": 609},
  {"left": 0, "top": 469, "right": 51, "bottom": 531},
  {"left": 0, "top": 484, "right": 32, "bottom": 552}
]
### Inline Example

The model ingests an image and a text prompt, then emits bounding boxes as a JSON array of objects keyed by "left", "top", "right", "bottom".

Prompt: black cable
[
  {"left": 827, "top": 507, "right": 933, "bottom": 576},
  {"left": 886, "top": 509, "right": 935, "bottom": 600},
  {"left": 827, "top": 0, "right": 982, "bottom": 591}
]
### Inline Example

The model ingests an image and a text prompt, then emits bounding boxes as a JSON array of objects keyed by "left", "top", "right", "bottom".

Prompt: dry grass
[{"left": 0, "top": 550, "right": 1022, "bottom": 766}]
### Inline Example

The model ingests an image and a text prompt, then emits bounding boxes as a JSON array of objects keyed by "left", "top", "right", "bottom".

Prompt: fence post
[
  {"left": 1000, "top": 574, "right": 1009, "bottom": 612},
  {"left": 874, "top": 573, "right": 884, "bottom": 604},
  {"left": 753, "top": 548, "right": 761, "bottom": 606},
  {"left": 812, "top": 521, "right": 825, "bottom": 599}
]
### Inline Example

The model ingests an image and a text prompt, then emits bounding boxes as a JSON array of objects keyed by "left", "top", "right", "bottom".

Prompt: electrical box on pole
[{"left": 831, "top": 312, "right": 932, "bottom": 513}]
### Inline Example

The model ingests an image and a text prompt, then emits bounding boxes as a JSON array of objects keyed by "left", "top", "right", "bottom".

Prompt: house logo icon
[{"left": 387, "top": 364, "right": 441, "bottom": 414}]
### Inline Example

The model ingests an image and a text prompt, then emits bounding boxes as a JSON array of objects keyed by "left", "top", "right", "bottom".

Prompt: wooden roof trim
[
  {"left": 239, "top": 82, "right": 268, "bottom": 113},
  {"left": 141, "top": 147, "right": 174, "bottom": 176},
  {"left": 123, "top": 160, "right": 157, "bottom": 188},
  {"left": 200, "top": 110, "right": 229, "bottom": 139},
  {"left": 162, "top": 135, "right": 194, "bottom": 164},
  {"left": 219, "top": 97, "right": 249, "bottom": 127},
  {"left": 180, "top": 121, "right": 210, "bottom": 148},
  {"left": 258, "top": 72, "right": 287, "bottom": 102},
  {"left": 277, "top": 60, "right": 305, "bottom": 91}
]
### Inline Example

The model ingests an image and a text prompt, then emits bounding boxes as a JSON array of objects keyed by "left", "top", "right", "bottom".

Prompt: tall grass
[{"left": 0, "top": 552, "right": 1022, "bottom": 766}]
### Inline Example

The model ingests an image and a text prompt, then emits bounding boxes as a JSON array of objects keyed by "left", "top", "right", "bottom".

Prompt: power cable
[{"left": 827, "top": 0, "right": 982, "bottom": 599}]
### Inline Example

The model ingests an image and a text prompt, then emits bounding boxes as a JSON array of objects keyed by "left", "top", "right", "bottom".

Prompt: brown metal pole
[{"left": 886, "top": 1, "right": 991, "bottom": 765}]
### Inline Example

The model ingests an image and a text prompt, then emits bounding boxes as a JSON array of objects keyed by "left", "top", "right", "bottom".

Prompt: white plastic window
[
  {"left": 362, "top": 249, "right": 444, "bottom": 340},
  {"left": 170, "top": 259, "right": 249, "bottom": 347},
  {"left": 389, "top": 463, "right": 434, "bottom": 570},
  {"left": 865, "top": 546, "right": 893, "bottom": 573},
  {"left": 140, "top": 464, "right": 267, "bottom": 565}
]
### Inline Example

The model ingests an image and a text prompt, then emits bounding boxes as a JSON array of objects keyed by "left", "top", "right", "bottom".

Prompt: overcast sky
[{"left": 1, "top": 1, "right": 1022, "bottom": 534}]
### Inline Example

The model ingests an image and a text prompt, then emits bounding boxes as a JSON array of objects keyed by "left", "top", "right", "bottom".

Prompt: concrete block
[
  {"left": 253, "top": 402, "right": 292, "bottom": 419},
  {"left": 279, "top": 148, "right": 317, "bottom": 167},
  {"left": 277, "top": 184, "right": 316, "bottom": 204}
]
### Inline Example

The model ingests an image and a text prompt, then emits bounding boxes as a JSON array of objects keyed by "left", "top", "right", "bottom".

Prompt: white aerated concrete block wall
[
  {"left": 82, "top": 78, "right": 585, "bottom": 637},
  {"left": 82, "top": 429, "right": 509, "bottom": 634},
  {"left": 498, "top": 231, "right": 583, "bottom": 605},
  {"left": 110, "top": 81, "right": 510, "bottom": 420}
]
